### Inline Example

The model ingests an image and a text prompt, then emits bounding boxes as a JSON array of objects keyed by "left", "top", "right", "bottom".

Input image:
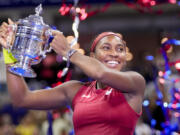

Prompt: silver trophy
[{"left": 7, "top": 4, "right": 54, "bottom": 78}]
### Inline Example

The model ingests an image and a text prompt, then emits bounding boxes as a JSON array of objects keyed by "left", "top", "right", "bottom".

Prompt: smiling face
[{"left": 91, "top": 35, "right": 126, "bottom": 71}]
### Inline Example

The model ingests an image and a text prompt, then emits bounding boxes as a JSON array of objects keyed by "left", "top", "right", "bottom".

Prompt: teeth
[{"left": 107, "top": 61, "right": 119, "bottom": 64}]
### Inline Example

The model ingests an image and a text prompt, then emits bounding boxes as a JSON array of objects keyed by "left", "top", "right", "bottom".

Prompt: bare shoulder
[
  {"left": 125, "top": 71, "right": 146, "bottom": 94},
  {"left": 56, "top": 80, "right": 84, "bottom": 102},
  {"left": 62, "top": 80, "right": 84, "bottom": 87},
  {"left": 55, "top": 80, "right": 84, "bottom": 92}
]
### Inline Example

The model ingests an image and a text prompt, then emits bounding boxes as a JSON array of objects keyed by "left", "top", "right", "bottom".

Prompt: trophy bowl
[{"left": 7, "top": 4, "right": 53, "bottom": 78}]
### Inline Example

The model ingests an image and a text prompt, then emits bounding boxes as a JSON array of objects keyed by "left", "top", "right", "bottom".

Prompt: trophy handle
[
  {"left": 6, "top": 24, "right": 17, "bottom": 51},
  {"left": 45, "top": 29, "right": 53, "bottom": 53},
  {"left": 40, "top": 29, "right": 53, "bottom": 58}
]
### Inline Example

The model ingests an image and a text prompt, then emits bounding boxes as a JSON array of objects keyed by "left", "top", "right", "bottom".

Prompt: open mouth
[{"left": 105, "top": 60, "right": 120, "bottom": 68}]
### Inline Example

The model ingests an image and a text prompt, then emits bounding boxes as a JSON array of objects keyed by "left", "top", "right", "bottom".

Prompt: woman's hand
[
  {"left": 50, "top": 30, "right": 71, "bottom": 57},
  {"left": 0, "top": 18, "right": 15, "bottom": 48}
]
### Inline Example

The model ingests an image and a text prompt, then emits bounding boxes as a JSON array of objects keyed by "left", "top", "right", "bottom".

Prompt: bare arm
[
  {"left": 0, "top": 20, "right": 82, "bottom": 110},
  {"left": 6, "top": 66, "right": 82, "bottom": 110},
  {"left": 50, "top": 31, "right": 145, "bottom": 95},
  {"left": 70, "top": 52, "right": 145, "bottom": 94}
]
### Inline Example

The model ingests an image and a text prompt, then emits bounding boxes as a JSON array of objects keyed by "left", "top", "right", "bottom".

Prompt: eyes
[
  {"left": 117, "top": 47, "right": 124, "bottom": 52},
  {"left": 101, "top": 43, "right": 125, "bottom": 53},
  {"left": 102, "top": 45, "right": 110, "bottom": 50}
]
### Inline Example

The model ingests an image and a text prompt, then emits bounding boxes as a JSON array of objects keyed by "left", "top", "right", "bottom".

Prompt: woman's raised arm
[
  {"left": 6, "top": 68, "right": 82, "bottom": 110},
  {"left": 0, "top": 19, "right": 82, "bottom": 110},
  {"left": 50, "top": 31, "right": 145, "bottom": 95}
]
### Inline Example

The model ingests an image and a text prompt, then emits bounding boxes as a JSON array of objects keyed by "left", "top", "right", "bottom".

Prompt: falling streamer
[
  {"left": 70, "top": 13, "right": 80, "bottom": 47},
  {"left": 61, "top": 0, "right": 80, "bottom": 77}
]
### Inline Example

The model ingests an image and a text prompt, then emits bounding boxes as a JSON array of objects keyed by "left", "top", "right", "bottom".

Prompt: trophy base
[{"left": 8, "top": 65, "right": 37, "bottom": 78}]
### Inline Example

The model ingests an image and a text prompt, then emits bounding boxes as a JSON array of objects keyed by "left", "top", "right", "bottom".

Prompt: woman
[{"left": 0, "top": 19, "right": 145, "bottom": 135}]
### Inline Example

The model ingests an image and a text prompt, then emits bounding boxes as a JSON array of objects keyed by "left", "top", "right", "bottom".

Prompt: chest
[{"left": 73, "top": 91, "right": 137, "bottom": 128}]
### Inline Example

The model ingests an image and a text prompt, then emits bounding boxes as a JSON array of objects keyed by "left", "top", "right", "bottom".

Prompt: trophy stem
[{"left": 8, "top": 56, "right": 37, "bottom": 78}]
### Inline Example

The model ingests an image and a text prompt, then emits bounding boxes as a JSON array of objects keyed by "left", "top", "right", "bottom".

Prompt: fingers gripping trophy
[{"left": 4, "top": 4, "right": 54, "bottom": 78}]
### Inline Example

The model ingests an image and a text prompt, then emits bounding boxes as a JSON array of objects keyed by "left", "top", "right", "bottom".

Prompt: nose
[{"left": 108, "top": 49, "right": 119, "bottom": 58}]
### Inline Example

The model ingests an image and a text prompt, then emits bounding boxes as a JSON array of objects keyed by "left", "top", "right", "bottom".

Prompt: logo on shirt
[{"left": 81, "top": 94, "right": 91, "bottom": 98}]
